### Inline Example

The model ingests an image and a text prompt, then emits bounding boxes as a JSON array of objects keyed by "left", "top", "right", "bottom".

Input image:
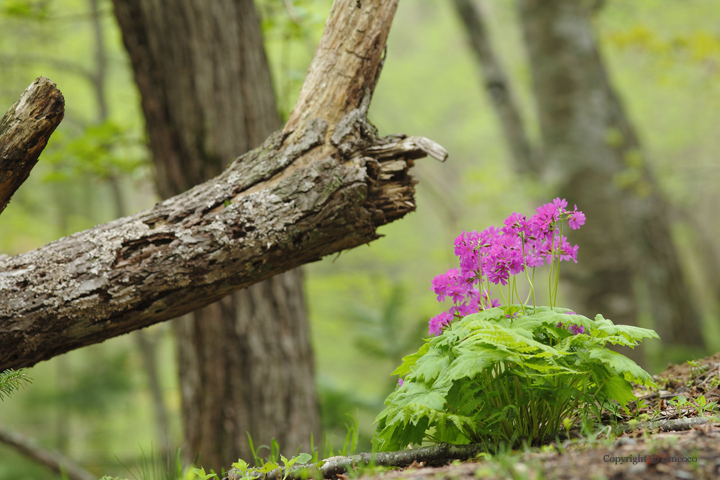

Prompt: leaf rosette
[{"left": 372, "top": 306, "right": 658, "bottom": 452}]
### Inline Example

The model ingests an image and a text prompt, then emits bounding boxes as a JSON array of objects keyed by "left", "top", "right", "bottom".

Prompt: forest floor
[{"left": 351, "top": 353, "right": 720, "bottom": 480}]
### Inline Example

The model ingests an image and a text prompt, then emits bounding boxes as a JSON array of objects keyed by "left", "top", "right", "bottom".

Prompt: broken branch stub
[
  {"left": 0, "top": 77, "right": 65, "bottom": 215},
  {"left": 0, "top": 0, "right": 447, "bottom": 370}
]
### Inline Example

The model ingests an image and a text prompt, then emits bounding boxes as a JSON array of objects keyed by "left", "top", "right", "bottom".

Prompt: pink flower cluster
[{"left": 428, "top": 199, "right": 585, "bottom": 336}]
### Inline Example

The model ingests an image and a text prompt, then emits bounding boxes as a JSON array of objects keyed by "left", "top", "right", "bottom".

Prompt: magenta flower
[
  {"left": 568, "top": 205, "right": 586, "bottom": 230},
  {"left": 428, "top": 199, "right": 584, "bottom": 336},
  {"left": 569, "top": 324, "right": 585, "bottom": 335},
  {"left": 502, "top": 212, "right": 529, "bottom": 237},
  {"left": 552, "top": 197, "right": 568, "bottom": 212},
  {"left": 432, "top": 268, "right": 465, "bottom": 302},
  {"left": 429, "top": 311, "right": 453, "bottom": 336},
  {"left": 398, "top": 378, "right": 404, "bottom": 386},
  {"left": 553, "top": 235, "right": 579, "bottom": 264},
  {"left": 531, "top": 203, "right": 559, "bottom": 240}
]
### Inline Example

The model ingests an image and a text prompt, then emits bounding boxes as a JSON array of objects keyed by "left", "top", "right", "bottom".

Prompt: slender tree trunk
[
  {"left": 516, "top": 0, "right": 705, "bottom": 361},
  {"left": 451, "top": 0, "right": 537, "bottom": 176},
  {"left": 110, "top": 0, "right": 319, "bottom": 469}
]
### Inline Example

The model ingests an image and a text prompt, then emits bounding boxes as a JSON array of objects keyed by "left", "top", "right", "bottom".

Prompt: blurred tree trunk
[
  {"left": 111, "top": 0, "right": 319, "bottom": 470},
  {"left": 450, "top": 0, "right": 537, "bottom": 177},
  {"left": 88, "top": 0, "right": 172, "bottom": 455},
  {"left": 515, "top": 0, "right": 705, "bottom": 356}
]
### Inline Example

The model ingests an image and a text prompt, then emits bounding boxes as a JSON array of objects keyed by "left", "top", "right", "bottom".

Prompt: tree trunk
[
  {"left": 517, "top": 0, "right": 705, "bottom": 360},
  {"left": 109, "top": 0, "right": 316, "bottom": 468}
]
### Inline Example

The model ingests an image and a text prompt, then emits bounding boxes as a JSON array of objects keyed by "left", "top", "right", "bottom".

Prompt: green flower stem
[
  {"left": 498, "top": 286, "right": 509, "bottom": 308},
  {"left": 513, "top": 280, "right": 526, "bottom": 316},
  {"left": 519, "top": 235, "right": 536, "bottom": 309}
]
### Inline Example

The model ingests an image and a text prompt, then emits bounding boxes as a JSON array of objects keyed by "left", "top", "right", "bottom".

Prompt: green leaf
[
  {"left": 232, "top": 459, "right": 249, "bottom": 474},
  {"left": 598, "top": 375, "right": 637, "bottom": 407},
  {"left": 409, "top": 346, "right": 451, "bottom": 383},
  {"left": 191, "top": 468, "right": 218, "bottom": 480},
  {"left": 281, "top": 452, "right": 313, "bottom": 480},
  {"left": 256, "top": 462, "right": 280, "bottom": 474},
  {"left": 392, "top": 341, "right": 430, "bottom": 377},
  {"left": 446, "top": 344, "right": 512, "bottom": 380},
  {"left": 586, "top": 347, "right": 656, "bottom": 387},
  {"left": 593, "top": 315, "right": 660, "bottom": 344},
  {"left": 391, "top": 379, "right": 450, "bottom": 412}
]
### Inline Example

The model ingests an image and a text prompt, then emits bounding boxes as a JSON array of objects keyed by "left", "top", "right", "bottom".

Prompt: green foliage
[
  {"left": 191, "top": 467, "right": 217, "bottom": 480},
  {"left": 692, "top": 395, "right": 717, "bottom": 416},
  {"left": 0, "top": 369, "right": 32, "bottom": 401},
  {"left": 0, "top": 0, "right": 50, "bottom": 20},
  {"left": 231, "top": 451, "right": 312, "bottom": 480},
  {"left": 372, "top": 306, "right": 658, "bottom": 453},
  {"left": 43, "top": 119, "right": 148, "bottom": 183},
  {"left": 125, "top": 447, "right": 186, "bottom": 480}
]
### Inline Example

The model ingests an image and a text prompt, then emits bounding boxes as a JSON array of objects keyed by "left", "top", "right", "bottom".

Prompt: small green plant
[
  {"left": 191, "top": 468, "right": 218, "bottom": 480},
  {"left": 687, "top": 359, "right": 707, "bottom": 381},
  {"left": 692, "top": 395, "right": 717, "bottom": 416},
  {"left": 233, "top": 437, "right": 314, "bottom": 480},
  {"left": 0, "top": 368, "right": 32, "bottom": 400},
  {"left": 231, "top": 453, "right": 312, "bottom": 480},
  {"left": 372, "top": 200, "right": 659, "bottom": 453},
  {"left": 668, "top": 395, "right": 690, "bottom": 416}
]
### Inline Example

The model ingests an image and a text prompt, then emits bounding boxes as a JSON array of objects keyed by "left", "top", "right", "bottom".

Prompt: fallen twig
[
  {"left": 225, "top": 443, "right": 487, "bottom": 480},
  {"left": 616, "top": 415, "right": 718, "bottom": 434}
]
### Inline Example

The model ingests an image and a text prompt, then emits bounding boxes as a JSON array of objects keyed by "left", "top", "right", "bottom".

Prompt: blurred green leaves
[
  {"left": 0, "top": 0, "right": 51, "bottom": 21},
  {"left": 42, "top": 119, "right": 148, "bottom": 183}
]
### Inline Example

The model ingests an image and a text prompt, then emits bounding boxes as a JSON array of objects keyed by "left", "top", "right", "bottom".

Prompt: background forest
[{"left": 1, "top": 0, "right": 719, "bottom": 478}]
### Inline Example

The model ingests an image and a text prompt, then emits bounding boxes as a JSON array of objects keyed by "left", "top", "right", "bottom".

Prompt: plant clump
[{"left": 373, "top": 199, "right": 659, "bottom": 453}]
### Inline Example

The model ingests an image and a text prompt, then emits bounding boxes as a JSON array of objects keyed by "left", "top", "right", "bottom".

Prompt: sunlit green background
[{"left": 1, "top": 0, "right": 719, "bottom": 477}]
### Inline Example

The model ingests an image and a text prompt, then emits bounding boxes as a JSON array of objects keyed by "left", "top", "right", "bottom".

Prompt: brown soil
[{"left": 358, "top": 353, "right": 720, "bottom": 480}]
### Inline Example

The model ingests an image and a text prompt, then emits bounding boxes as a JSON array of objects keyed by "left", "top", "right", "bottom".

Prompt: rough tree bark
[
  {"left": 0, "top": 0, "right": 445, "bottom": 377},
  {"left": 0, "top": 77, "right": 64, "bottom": 214},
  {"left": 516, "top": 0, "right": 704, "bottom": 354},
  {"left": 110, "top": 0, "right": 318, "bottom": 466}
]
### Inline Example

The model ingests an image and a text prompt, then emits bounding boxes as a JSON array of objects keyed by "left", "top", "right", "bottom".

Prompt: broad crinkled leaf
[
  {"left": 409, "top": 346, "right": 452, "bottom": 383},
  {"left": 529, "top": 307, "right": 594, "bottom": 331},
  {"left": 587, "top": 346, "right": 656, "bottom": 387},
  {"left": 446, "top": 344, "right": 512, "bottom": 380},
  {"left": 598, "top": 374, "right": 637, "bottom": 406},
  {"left": 392, "top": 341, "right": 431, "bottom": 377},
  {"left": 391, "top": 378, "right": 451, "bottom": 412},
  {"left": 593, "top": 315, "right": 660, "bottom": 343},
  {"left": 466, "top": 321, "right": 548, "bottom": 353}
]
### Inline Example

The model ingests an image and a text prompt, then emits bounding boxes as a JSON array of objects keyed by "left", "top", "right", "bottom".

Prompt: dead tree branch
[
  {"left": 0, "top": 77, "right": 65, "bottom": 215},
  {"left": 0, "top": 0, "right": 446, "bottom": 370},
  {"left": 0, "top": 424, "right": 95, "bottom": 480}
]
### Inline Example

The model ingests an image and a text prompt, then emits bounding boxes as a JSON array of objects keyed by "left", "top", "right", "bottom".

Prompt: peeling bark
[
  {"left": 0, "top": 77, "right": 64, "bottom": 215},
  {"left": 0, "top": 122, "right": 444, "bottom": 369}
]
